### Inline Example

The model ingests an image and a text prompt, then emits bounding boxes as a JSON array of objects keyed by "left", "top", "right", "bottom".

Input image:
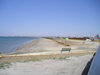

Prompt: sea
[{"left": 0, "top": 37, "right": 37, "bottom": 54}]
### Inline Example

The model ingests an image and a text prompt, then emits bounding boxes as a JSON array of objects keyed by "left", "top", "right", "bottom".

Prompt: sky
[{"left": 0, "top": 0, "right": 100, "bottom": 37}]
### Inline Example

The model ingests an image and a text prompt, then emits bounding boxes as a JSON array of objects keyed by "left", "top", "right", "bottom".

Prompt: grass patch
[
  {"left": 23, "top": 59, "right": 42, "bottom": 62},
  {"left": 57, "top": 56, "right": 67, "bottom": 60},
  {"left": 23, "top": 56, "right": 69, "bottom": 62},
  {"left": 51, "top": 56, "right": 69, "bottom": 60},
  {"left": 0, "top": 62, "right": 11, "bottom": 69}
]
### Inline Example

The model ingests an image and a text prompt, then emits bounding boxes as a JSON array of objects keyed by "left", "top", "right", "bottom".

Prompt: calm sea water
[{"left": 0, "top": 37, "right": 37, "bottom": 54}]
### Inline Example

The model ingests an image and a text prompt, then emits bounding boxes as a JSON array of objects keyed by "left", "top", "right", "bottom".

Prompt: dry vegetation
[{"left": 0, "top": 51, "right": 95, "bottom": 64}]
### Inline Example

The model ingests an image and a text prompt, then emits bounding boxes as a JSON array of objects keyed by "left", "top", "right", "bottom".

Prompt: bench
[{"left": 61, "top": 48, "right": 71, "bottom": 53}]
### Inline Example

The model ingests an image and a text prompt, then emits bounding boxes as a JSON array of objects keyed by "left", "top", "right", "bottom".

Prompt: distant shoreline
[{"left": 0, "top": 37, "right": 37, "bottom": 54}]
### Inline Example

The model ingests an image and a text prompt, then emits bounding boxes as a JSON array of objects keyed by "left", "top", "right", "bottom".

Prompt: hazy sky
[{"left": 0, "top": 0, "right": 100, "bottom": 37}]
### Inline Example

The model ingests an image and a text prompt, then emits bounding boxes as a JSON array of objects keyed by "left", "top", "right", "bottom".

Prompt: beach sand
[
  {"left": 12, "top": 38, "right": 100, "bottom": 54},
  {"left": 12, "top": 38, "right": 66, "bottom": 54}
]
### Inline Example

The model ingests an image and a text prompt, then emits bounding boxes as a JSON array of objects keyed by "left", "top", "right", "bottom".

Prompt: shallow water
[{"left": 0, "top": 37, "right": 37, "bottom": 54}]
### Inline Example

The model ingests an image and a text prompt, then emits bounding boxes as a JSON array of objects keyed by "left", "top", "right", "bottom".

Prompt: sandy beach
[
  {"left": 0, "top": 38, "right": 99, "bottom": 75},
  {"left": 12, "top": 38, "right": 66, "bottom": 54},
  {"left": 0, "top": 38, "right": 98, "bottom": 63},
  {"left": 12, "top": 38, "right": 100, "bottom": 54},
  {"left": 1, "top": 0, "right": 100, "bottom": 74}
]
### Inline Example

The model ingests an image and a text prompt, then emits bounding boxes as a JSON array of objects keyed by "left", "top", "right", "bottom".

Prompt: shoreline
[
  {"left": 11, "top": 38, "right": 100, "bottom": 54},
  {"left": 10, "top": 38, "right": 39, "bottom": 54},
  {"left": 11, "top": 38, "right": 66, "bottom": 54},
  {"left": 0, "top": 37, "right": 37, "bottom": 54}
]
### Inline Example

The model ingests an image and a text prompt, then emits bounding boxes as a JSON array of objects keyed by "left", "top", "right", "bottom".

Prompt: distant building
[{"left": 94, "top": 34, "right": 100, "bottom": 40}]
